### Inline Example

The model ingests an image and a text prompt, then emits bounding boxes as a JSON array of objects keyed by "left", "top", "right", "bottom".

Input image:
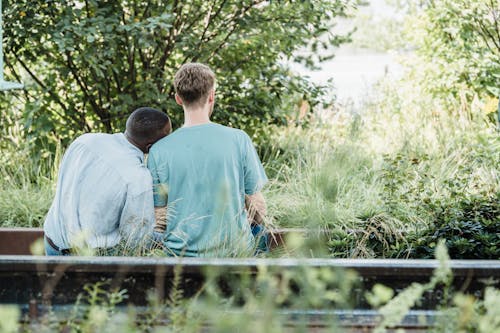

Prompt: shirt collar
[{"left": 116, "top": 133, "right": 145, "bottom": 163}]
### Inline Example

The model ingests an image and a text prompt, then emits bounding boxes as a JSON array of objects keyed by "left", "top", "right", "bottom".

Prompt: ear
[
  {"left": 175, "top": 94, "right": 183, "bottom": 106},
  {"left": 166, "top": 118, "right": 173, "bottom": 134},
  {"left": 208, "top": 89, "right": 215, "bottom": 104}
]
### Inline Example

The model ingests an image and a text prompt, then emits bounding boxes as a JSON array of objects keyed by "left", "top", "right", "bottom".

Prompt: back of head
[
  {"left": 174, "top": 63, "right": 215, "bottom": 107},
  {"left": 125, "top": 107, "right": 171, "bottom": 150}
]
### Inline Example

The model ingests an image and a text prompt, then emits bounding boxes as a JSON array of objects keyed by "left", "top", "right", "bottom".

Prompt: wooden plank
[
  {"left": 0, "top": 228, "right": 43, "bottom": 255},
  {"left": 0, "top": 227, "right": 292, "bottom": 255},
  {"left": 0, "top": 255, "right": 497, "bottom": 331},
  {"left": 0, "top": 256, "right": 497, "bottom": 306}
]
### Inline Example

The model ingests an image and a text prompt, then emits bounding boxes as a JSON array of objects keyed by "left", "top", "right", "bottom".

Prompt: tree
[
  {"left": 407, "top": 0, "right": 500, "bottom": 101},
  {"left": 1, "top": 0, "right": 353, "bottom": 150}
]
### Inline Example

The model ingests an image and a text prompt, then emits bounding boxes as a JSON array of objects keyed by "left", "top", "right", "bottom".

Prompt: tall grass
[
  {"left": 262, "top": 76, "right": 499, "bottom": 258},
  {"left": 0, "top": 145, "right": 57, "bottom": 228}
]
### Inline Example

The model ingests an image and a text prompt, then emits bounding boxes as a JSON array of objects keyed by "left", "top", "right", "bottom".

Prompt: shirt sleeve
[
  {"left": 147, "top": 150, "right": 168, "bottom": 207},
  {"left": 118, "top": 185, "right": 155, "bottom": 249},
  {"left": 242, "top": 131, "right": 268, "bottom": 195}
]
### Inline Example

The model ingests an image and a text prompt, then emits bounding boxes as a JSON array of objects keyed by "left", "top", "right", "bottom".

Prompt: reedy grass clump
[
  {"left": 262, "top": 75, "right": 499, "bottom": 259},
  {"left": 0, "top": 145, "right": 57, "bottom": 228}
]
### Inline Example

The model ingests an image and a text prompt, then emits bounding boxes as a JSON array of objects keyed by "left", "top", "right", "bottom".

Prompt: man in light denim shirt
[{"left": 43, "top": 107, "right": 171, "bottom": 256}]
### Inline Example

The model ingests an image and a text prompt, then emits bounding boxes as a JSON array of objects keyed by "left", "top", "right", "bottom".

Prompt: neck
[
  {"left": 183, "top": 105, "right": 211, "bottom": 127},
  {"left": 124, "top": 131, "right": 146, "bottom": 153}
]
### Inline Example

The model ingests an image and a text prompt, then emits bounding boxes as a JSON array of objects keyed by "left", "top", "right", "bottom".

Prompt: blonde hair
[{"left": 174, "top": 63, "right": 215, "bottom": 107}]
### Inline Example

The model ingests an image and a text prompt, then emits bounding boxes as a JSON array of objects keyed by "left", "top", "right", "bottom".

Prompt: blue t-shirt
[{"left": 147, "top": 123, "right": 268, "bottom": 257}]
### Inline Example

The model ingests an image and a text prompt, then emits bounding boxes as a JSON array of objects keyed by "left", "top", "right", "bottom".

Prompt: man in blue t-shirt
[{"left": 147, "top": 63, "right": 268, "bottom": 257}]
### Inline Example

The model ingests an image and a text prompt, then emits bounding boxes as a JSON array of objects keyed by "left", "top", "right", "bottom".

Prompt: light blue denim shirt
[{"left": 44, "top": 133, "right": 155, "bottom": 250}]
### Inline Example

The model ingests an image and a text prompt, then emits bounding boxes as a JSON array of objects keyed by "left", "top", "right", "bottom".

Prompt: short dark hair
[
  {"left": 126, "top": 107, "right": 171, "bottom": 146},
  {"left": 174, "top": 63, "right": 215, "bottom": 107}
]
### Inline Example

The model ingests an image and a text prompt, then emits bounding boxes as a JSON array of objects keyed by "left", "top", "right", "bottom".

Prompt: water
[
  {"left": 289, "top": 50, "right": 403, "bottom": 106},
  {"left": 288, "top": 0, "right": 405, "bottom": 108}
]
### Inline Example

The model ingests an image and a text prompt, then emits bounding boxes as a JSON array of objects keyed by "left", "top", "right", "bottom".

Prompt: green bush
[
  {"left": 410, "top": 195, "right": 500, "bottom": 259},
  {"left": 405, "top": 0, "right": 500, "bottom": 100}
]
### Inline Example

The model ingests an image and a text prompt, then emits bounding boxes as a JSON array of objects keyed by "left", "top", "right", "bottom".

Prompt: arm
[
  {"left": 118, "top": 190, "right": 155, "bottom": 250},
  {"left": 245, "top": 192, "right": 267, "bottom": 225},
  {"left": 241, "top": 131, "right": 268, "bottom": 224},
  {"left": 147, "top": 149, "right": 169, "bottom": 240},
  {"left": 154, "top": 206, "right": 167, "bottom": 233},
  {"left": 151, "top": 205, "right": 167, "bottom": 248}
]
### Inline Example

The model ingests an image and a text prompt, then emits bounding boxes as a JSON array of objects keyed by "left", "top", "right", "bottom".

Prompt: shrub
[{"left": 410, "top": 195, "right": 500, "bottom": 259}]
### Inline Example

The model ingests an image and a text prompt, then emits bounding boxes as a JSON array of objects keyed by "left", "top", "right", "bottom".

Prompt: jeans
[
  {"left": 153, "top": 225, "right": 270, "bottom": 256},
  {"left": 251, "top": 224, "right": 270, "bottom": 254},
  {"left": 44, "top": 236, "right": 71, "bottom": 256},
  {"left": 44, "top": 236, "right": 118, "bottom": 256}
]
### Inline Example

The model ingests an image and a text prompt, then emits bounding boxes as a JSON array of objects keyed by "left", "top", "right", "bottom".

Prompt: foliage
[
  {"left": 404, "top": 0, "right": 500, "bottom": 101},
  {"left": 410, "top": 195, "right": 500, "bottom": 259},
  {"left": 1, "top": 78, "right": 498, "bottom": 260},
  {"left": 0, "top": 144, "right": 56, "bottom": 228},
  {"left": 349, "top": 13, "right": 409, "bottom": 52},
  {"left": 372, "top": 240, "right": 453, "bottom": 333},
  {"left": 0, "top": 1, "right": 498, "bottom": 262},
  {"left": 1, "top": 0, "right": 353, "bottom": 152},
  {"left": 25, "top": 280, "right": 135, "bottom": 333},
  {"left": 0, "top": 305, "right": 20, "bottom": 333},
  {"left": 5, "top": 245, "right": 499, "bottom": 332},
  {"left": 64, "top": 281, "right": 129, "bottom": 333},
  {"left": 17, "top": 265, "right": 359, "bottom": 332},
  {"left": 262, "top": 71, "right": 499, "bottom": 259}
]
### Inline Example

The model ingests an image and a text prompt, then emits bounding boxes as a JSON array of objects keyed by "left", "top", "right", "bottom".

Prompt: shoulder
[
  {"left": 212, "top": 124, "right": 250, "bottom": 141},
  {"left": 208, "top": 125, "right": 256, "bottom": 151},
  {"left": 234, "top": 128, "right": 253, "bottom": 144},
  {"left": 149, "top": 128, "right": 181, "bottom": 152},
  {"left": 74, "top": 132, "right": 110, "bottom": 143},
  {"left": 70, "top": 133, "right": 118, "bottom": 153},
  {"left": 76, "top": 133, "right": 136, "bottom": 159},
  {"left": 133, "top": 166, "right": 153, "bottom": 182},
  {"left": 214, "top": 123, "right": 241, "bottom": 133},
  {"left": 149, "top": 134, "right": 170, "bottom": 157},
  {"left": 64, "top": 133, "right": 101, "bottom": 156}
]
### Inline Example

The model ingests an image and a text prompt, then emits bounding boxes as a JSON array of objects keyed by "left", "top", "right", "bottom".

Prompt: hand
[
  {"left": 150, "top": 231, "right": 165, "bottom": 250},
  {"left": 245, "top": 192, "right": 267, "bottom": 225}
]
